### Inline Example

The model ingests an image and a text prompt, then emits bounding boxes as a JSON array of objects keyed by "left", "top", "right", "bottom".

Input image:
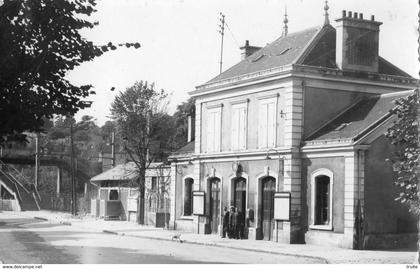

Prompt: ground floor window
[
  {"left": 184, "top": 178, "right": 194, "bottom": 216},
  {"left": 109, "top": 189, "right": 119, "bottom": 200},
  {"left": 310, "top": 169, "right": 333, "bottom": 230},
  {"left": 315, "top": 176, "right": 330, "bottom": 225}
]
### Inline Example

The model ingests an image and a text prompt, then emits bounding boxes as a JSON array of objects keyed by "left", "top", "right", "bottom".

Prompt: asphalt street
[{"left": 0, "top": 213, "right": 319, "bottom": 264}]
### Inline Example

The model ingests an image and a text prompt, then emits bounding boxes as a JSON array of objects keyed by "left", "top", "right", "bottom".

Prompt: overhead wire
[{"left": 225, "top": 21, "right": 241, "bottom": 49}]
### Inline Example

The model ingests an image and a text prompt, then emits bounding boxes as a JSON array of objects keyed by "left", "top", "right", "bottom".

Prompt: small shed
[
  {"left": 90, "top": 162, "right": 171, "bottom": 226},
  {"left": 90, "top": 162, "right": 138, "bottom": 221}
]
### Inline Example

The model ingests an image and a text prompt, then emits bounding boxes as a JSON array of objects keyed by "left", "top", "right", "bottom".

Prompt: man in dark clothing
[
  {"left": 222, "top": 206, "right": 229, "bottom": 238},
  {"left": 237, "top": 210, "right": 244, "bottom": 239},
  {"left": 231, "top": 207, "right": 240, "bottom": 239},
  {"left": 228, "top": 206, "right": 236, "bottom": 239}
]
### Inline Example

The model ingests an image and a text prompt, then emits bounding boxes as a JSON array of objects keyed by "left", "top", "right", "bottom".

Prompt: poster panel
[
  {"left": 274, "top": 192, "right": 290, "bottom": 221},
  {"left": 193, "top": 191, "right": 205, "bottom": 215}
]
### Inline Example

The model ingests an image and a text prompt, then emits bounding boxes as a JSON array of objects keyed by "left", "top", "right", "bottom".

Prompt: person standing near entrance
[
  {"left": 232, "top": 207, "right": 240, "bottom": 239},
  {"left": 228, "top": 206, "right": 236, "bottom": 238},
  {"left": 222, "top": 206, "right": 229, "bottom": 238},
  {"left": 237, "top": 209, "right": 244, "bottom": 239}
]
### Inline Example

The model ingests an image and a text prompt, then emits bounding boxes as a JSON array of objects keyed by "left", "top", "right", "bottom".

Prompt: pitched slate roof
[
  {"left": 207, "top": 26, "right": 323, "bottom": 83},
  {"left": 305, "top": 91, "right": 414, "bottom": 143},
  {"left": 90, "top": 162, "right": 170, "bottom": 182},
  {"left": 171, "top": 141, "right": 195, "bottom": 157},
  {"left": 91, "top": 162, "right": 138, "bottom": 182},
  {"left": 204, "top": 25, "right": 412, "bottom": 85}
]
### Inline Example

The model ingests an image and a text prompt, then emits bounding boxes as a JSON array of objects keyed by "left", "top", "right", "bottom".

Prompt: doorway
[
  {"left": 261, "top": 177, "right": 275, "bottom": 240},
  {"left": 209, "top": 178, "right": 221, "bottom": 234},
  {"left": 233, "top": 177, "right": 246, "bottom": 219}
]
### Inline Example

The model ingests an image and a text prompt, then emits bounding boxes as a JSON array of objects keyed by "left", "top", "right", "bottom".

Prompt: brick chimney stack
[
  {"left": 240, "top": 40, "right": 262, "bottom": 60},
  {"left": 335, "top": 10, "right": 382, "bottom": 73}
]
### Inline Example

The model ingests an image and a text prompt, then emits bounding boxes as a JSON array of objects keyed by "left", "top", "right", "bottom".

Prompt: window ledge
[
  {"left": 309, "top": 224, "right": 333, "bottom": 231},
  {"left": 179, "top": 216, "right": 194, "bottom": 220}
]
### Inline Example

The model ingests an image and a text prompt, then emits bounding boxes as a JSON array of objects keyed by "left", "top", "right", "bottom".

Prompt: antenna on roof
[
  {"left": 324, "top": 0, "right": 330, "bottom": 25},
  {"left": 218, "top": 12, "right": 226, "bottom": 74},
  {"left": 282, "top": 5, "right": 288, "bottom": 37}
]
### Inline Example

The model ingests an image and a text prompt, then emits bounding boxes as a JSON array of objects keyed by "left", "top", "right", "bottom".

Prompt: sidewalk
[{"left": 4, "top": 210, "right": 417, "bottom": 264}]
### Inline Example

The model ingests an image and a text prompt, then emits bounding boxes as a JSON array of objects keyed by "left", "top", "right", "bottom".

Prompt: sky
[{"left": 67, "top": 0, "right": 420, "bottom": 126}]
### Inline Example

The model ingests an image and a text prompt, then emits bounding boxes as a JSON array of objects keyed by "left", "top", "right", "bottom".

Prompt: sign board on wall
[
  {"left": 274, "top": 192, "right": 291, "bottom": 221},
  {"left": 127, "top": 198, "right": 138, "bottom": 212},
  {"left": 193, "top": 191, "right": 205, "bottom": 216}
]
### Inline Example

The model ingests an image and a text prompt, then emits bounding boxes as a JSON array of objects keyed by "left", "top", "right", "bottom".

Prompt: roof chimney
[
  {"left": 187, "top": 115, "right": 194, "bottom": 143},
  {"left": 240, "top": 40, "right": 262, "bottom": 60},
  {"left": 335, "top": 10, "right": 382, "bottom": 73}
]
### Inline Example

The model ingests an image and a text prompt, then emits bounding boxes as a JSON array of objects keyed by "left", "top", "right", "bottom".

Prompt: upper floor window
[
  {"left": 151, "top": 176, "right": 157, "bottom": 191},
  {"left": 258, "top": 97, "right": 277, "bottom": 149},
  {"left": 207, "top": 106, "right": 222, "bottom": 152},
  {"left": 231, "top": 102, "right": 247, "bottom": 150}
]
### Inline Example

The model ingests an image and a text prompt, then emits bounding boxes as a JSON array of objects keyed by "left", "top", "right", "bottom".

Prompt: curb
[
  {"left": 31, "top": 214, "right": 328, "bottom": 263},
  {"left": 34, "top": 216, "right": 48, "bottom": 221},
  {"left": 102, "top": 230, "right": 329, "bottom": 264},
  {"left": 102, "top": 229, "right": 118, "bottom": 235}
]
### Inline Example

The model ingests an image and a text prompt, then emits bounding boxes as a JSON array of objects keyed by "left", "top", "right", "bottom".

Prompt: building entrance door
[
  {"left": 233, "top": 177, "right": 246, "bottom": 217},
  {"left": 209, "top": 178, "right": 220, "bottom": 234},
  {"left": 261, "top": 177, "right": 275, "bottom": 241}
]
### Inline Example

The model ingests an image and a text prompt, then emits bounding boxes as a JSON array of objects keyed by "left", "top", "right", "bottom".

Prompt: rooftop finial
[
  {"left": 283, "top": 5, "right": 288, "bottom": 36},
  {"left": 324, "top": 0, "right": 330, "bottom": 25}
]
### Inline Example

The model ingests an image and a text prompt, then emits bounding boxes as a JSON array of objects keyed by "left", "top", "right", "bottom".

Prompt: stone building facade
[{"left": 169, "top": 8, "right": 418, "bottom": 249}]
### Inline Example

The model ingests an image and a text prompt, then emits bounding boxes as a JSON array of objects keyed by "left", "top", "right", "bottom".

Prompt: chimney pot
[
  {"left": 371, "top": 15, "right": 375, "bottom": 21},
  {"left": 348, "top": 11, "right": 352, "bottom": 17},
  {"left": 240, "top": 40, "right": 262, "bottom": 60},
  {"left": 354, "top": 12, "right": 358, "bottom": 19},
  {"left": 359, "top": 13, "right": 363, "bottom": 19},
  {"left": 187, "top": 115, "right": 193, "bottom": 143},
  {"left": 342, "top": 10, "right": 346, "bottom": 17}
]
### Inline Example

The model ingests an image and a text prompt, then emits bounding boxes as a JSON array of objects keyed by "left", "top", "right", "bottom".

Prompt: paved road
[{"left": 0, "top": 213, "right": 319, "bottom": 264}]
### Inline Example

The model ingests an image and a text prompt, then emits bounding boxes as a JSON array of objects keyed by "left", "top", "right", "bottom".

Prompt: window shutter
[
  {"left": 214, "top": 110, "right": 221, "bottom": 151},
  {"left": 258, "top": 103, "right": 268, "bottom": 148},
  {"left": 239, "top": 107, "right": 247, "bottom": 149},
  {"left": 207, "top": 112, "right": 215, "bottom": 152},
  {"left": 267, "top": 102, "right": 276, "bottom": 147},
  {"left": 231, "top": 108, "right": 239, "bottom": 150}
]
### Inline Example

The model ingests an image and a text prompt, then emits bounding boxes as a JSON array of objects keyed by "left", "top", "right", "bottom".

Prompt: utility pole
[
  {"left": 111, "top": 130, "right": 116, "bottom": 168},
  {"left": 70, "top": 119, "right": 76, "bottom": 216},
  {"left": 218, "top": 12, "right": 225, "bottom": 74},
  {"left": 138, "top": 110, "right": 150, "bottom": 225},
  {"left": 34, "top": 133, "right": 40, "bottom": 189}
]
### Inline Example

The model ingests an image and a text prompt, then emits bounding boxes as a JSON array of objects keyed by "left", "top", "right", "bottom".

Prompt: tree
[
  {"left": 172, "top": 97, "right": 195, "bottom": 150},
  {"left": 110, "top": 81, "right": 175, "bottom": 224},
  {"left": 0, "top": 0, "right": 140, "bottom": 144},
  {"left": 385, "top": 90, "right": 419, "bottom": 262}
]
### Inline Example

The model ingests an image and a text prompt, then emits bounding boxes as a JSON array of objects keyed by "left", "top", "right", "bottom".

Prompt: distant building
[
  {"left": 90, "top": 162, "right": 171, "bottom": 227},
  {"left": 169, "top": 5, "right": 418, "bottom": 249}
]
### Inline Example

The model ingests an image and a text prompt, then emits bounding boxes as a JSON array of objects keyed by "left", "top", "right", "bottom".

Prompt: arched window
[
  {"left": 310, "top": 169, "right": 333, "bottom": 230},
  {"left": 315, "top": 175, "right": 330, "bottom": 225},
  {"left": 184, "top": 178, "right": 194, "bottom": 216}
]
